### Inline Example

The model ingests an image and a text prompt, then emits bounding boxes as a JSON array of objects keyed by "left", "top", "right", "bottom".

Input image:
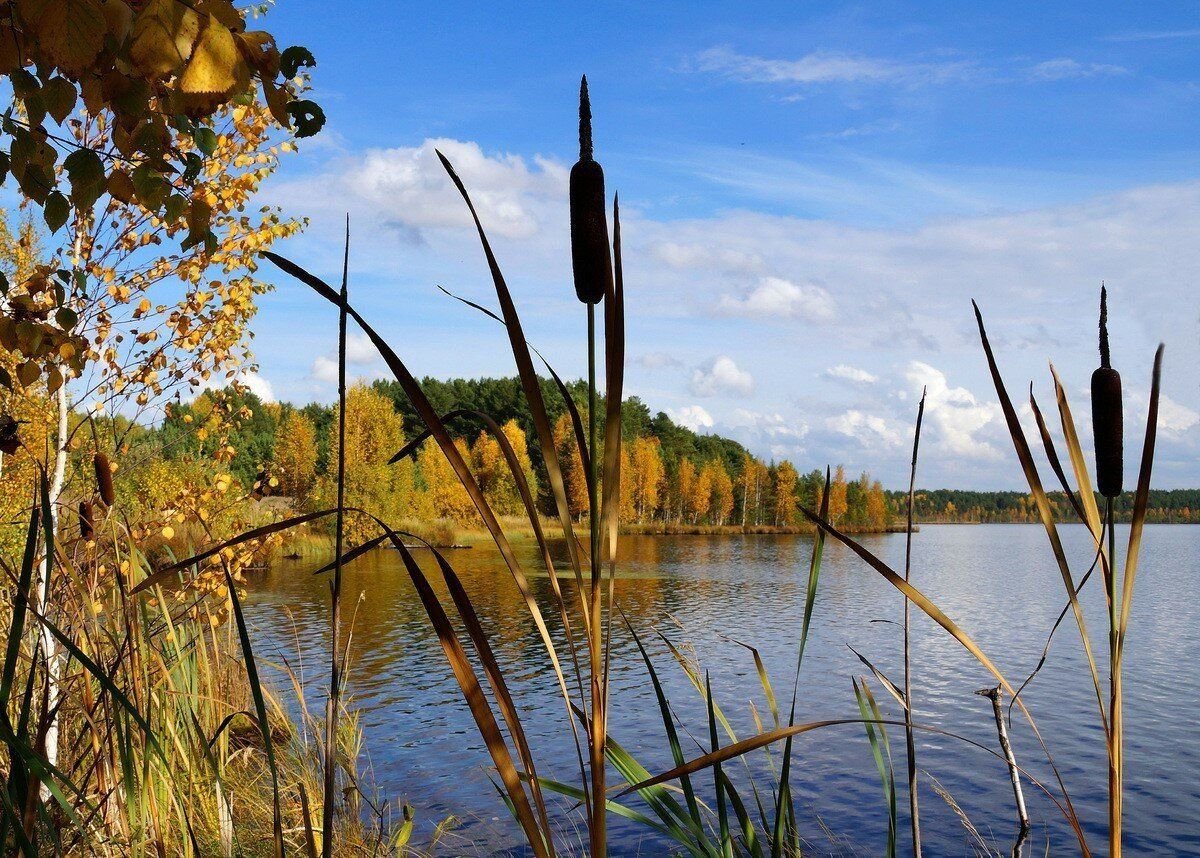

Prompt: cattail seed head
[
  {"left": 0, "top": 415, "right": 20, "bottom": 454},
  {"left": 78, "top": 500, "right": 94, "bottom": 541},
  {"left": 1091, "top": 286, "right": 1123, "bottom": 498},
  {"left": 94, "top": 452, "right": 115, "bottom": 506},
  {"left": 569, "top": 75, "right": 613, "bottom": 305}
]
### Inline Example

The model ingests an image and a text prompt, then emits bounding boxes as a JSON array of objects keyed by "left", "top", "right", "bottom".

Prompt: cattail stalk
[
  {"left": 570, "top": 74, "right": 612, "bottom": 856},
  {"left": 904, "top": 389, "right": 927, "bottom": 858},
  {"left": 322, "top": 216, "right": 350, "bottom": 858},
  {"left": 1091, "top": 285, "right": 1124, "bottom": 856}
]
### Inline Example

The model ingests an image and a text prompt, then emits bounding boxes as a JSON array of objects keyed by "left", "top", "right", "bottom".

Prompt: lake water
[{"left": 246, "top": 525, "right": 1200, "bottom": 856}]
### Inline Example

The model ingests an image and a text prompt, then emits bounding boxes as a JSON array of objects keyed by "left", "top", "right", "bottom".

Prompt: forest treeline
[
  {"left": 147, "top": 376, "right": 1199, "bottom": 543},
  {"left": 155, "top": 376, "right": 895, "bottom": 540},
  {"left": 894, "top": 488, "right": 1200, "bottom": 524}
]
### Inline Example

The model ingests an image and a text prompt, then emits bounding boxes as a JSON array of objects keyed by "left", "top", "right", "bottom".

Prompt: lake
[{"left": 246, "top": 525, "right": 1200, "bottom": 855}]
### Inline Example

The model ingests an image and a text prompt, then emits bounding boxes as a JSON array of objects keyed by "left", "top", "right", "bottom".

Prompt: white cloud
[
  {"left": 638, "top": 351, "right": 684, "bottom": 370},
  {"left": 693, "top": 46, "right": 975, "bottom": 87},
  {"left": 825, "top": 364, "right": 878, "bottom": 385},
  {"left": 826, "top": 409, "right": 907, "bottom": 450},
  {"left": 716, "top": 276, "right": 835, "bottom": 321},
  {"left": 730, "top": 409, "right": 807, "bottom": 440},
  {"left": 280, "top": 138, "right": 567, "bottom": 243},
  {"left": 690, "top": 356, "right": 755, "bottom": 397},
  {"left": 905, "top": 361, "right": 1002, "bottom": 459},
  {"left": 345, "top": 333, "right": 381, "bottom": 365},
  {"left": 669, "top": 405, "right": 715, "bottom": 431},
  {"left": 310, "top": 355, "right": 338, "bottom": 384},
  {"left": 1159, "top": 396, "right": 1200, "bottom": 437},
  {"left": 653, "top": 241, "right": 763, "bottom": 274},
  {"left": 192, "top": 370, "right": 275, "bottom": 403},
  {"left": 1027, "top": 59, "right": 1127, "bottom": 81}
]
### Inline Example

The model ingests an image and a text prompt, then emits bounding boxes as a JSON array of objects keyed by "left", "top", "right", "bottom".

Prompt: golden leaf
[
  {"left": 129, "top": 0, "right": 201, "bottom": 78},
  {"left": 181, "top": 16, "right": 244, "bottom": 97}
]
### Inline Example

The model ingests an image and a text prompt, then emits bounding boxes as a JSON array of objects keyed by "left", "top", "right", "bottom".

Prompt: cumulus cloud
[
  {"left": 690, "top": 356, "right": 755, "bottom": 397},
  {"left": 905, "top": 361, "right": 1002, "bottom": 459},
  {"left": 276, "top": 138, "right": 567, "bottom": 243},
  {"left": 716, "top": 277, "right": 835, "bottom": 321},
  {"left": 1158, "top": 396, "right": 1200, "bottom": 437},
  {"left": 825, "top": 364, "right": 878, "bottom": 385},
  {"left": 193, "top": 371, "right": 275, "bottom": 403},
  {"left": 826, "top": 409, "right": 907, "bottom": 450},
  {"left": 309, "top": 334, "right": 384, "bottom": 384},
  {"left": 669, "top": 405, "right": 715, "bottom": 431},
  {"left": 310, "top": 356, "right": 339, "bottom": 384}
]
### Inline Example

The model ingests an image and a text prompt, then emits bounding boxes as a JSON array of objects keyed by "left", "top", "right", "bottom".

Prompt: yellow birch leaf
[
  {"left": 181, "top": 16, "right": 242, "bottom": 96},
  {"left": 130, "top": 0, "right": 201, "bottom": 78}
]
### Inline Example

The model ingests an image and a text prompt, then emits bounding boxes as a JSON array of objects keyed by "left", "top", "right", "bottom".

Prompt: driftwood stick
[{"left": 977, "top": 685, "right": 1030, "bottom": 855}]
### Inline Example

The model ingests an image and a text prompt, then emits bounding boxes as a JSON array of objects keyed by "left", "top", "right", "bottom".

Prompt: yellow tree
[
  {"left": 417, "top": 437, "right": 476, "bottom": 527},
  {"left": 773, "top": 460, "right": 799, "bottom": 527},
  {"left": 320, "top": 385, "right": 414, "bottom": 545},
  {"left": 675, "top": 458, "right": 695, "bottom": 524},
  {"left": 272, "top": 409, "right": 317, "bottom": 499},
  {"left": 829, "top": 465, "right": 849, "bottom": 524},
  {"left": 684, "top": 459, "right": 712, "bottom": 525},
  {"left": 618, "top": 446, "right": 636, "bottom": 524},
  {"left": 472, "top": 419, "right": 537, "bottom": 517},
  {"left": 708, "top": 460, "right": 734, "bottom": 526},
  {"left": 738, "top": 453, "right": 767, "bottom": 527},
  {"left": 626, "top": 436, "right": 664, "bottom": 524},
  {"left": 866, "top": 480, "right": 890, "bottom": 532},
  {"left": 0, "top": 213, "right": 54, "bottom": 558},
  {"left": 553, "top": 411, "right": 589, "bottom": 521}
]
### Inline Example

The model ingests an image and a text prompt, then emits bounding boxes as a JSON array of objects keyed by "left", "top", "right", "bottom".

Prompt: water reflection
[{"left": 246, "top": 526, "right": 1200, "bottom": 855}]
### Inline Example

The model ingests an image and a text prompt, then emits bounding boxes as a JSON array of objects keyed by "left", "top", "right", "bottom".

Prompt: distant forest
[
  {"left": 893, "top": 488, "right": 1200, "bottom": 524},
  {"left": 153, "top": 376, "right": 1200, "bottom": 536}
]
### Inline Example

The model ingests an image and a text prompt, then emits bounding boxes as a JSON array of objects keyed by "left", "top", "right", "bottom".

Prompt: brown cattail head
[
  {"left": 0, "top": 415, "right": 20, "bottom": 454},
  {"left": 78, "top": 500, "right": 94, "bottom": 541},
  {"left": 569, "top": 75, "right": 613, "bottom": 305},
  {"left": 94, "top": 452, "right": 115, "bottom": 506},
  {"left": 1091, "top": 286, "right": 1123, "bottom": 498}
]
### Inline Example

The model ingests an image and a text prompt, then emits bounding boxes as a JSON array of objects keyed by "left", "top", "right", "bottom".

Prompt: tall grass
[{"left": 0, "top": 474, "right": 398, "bottom": 855}]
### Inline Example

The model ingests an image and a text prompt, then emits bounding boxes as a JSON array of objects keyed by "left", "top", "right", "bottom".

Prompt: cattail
[
  {"left": 1091, "top": 286, "right": 1123, "bottom": 498},
  {"left": 0, "top": 415, "right": 20, "bottom": 454},
  {"left": 94, "top": 452, "right": 115, "bottom": 506},
  {"left": 569, "top": 75, "right": 613, "bottom": 305},
  {"left": 78, "top": 500, "right": 94, "bottom": 541}
]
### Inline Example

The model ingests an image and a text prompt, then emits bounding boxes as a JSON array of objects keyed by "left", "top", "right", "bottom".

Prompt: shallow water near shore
[{"left": 246, "top": 524, "right": 1200, "bottom": 855}]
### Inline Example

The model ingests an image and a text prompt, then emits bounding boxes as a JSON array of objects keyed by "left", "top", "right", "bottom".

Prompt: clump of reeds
[{"left": 0, "top": 472, "right": 401, "bottom": 856}]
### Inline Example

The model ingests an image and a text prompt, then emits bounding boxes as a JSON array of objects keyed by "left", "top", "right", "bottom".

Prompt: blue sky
[{"left": 243, "top": 1, "right": 1200, "bottom": 488}]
